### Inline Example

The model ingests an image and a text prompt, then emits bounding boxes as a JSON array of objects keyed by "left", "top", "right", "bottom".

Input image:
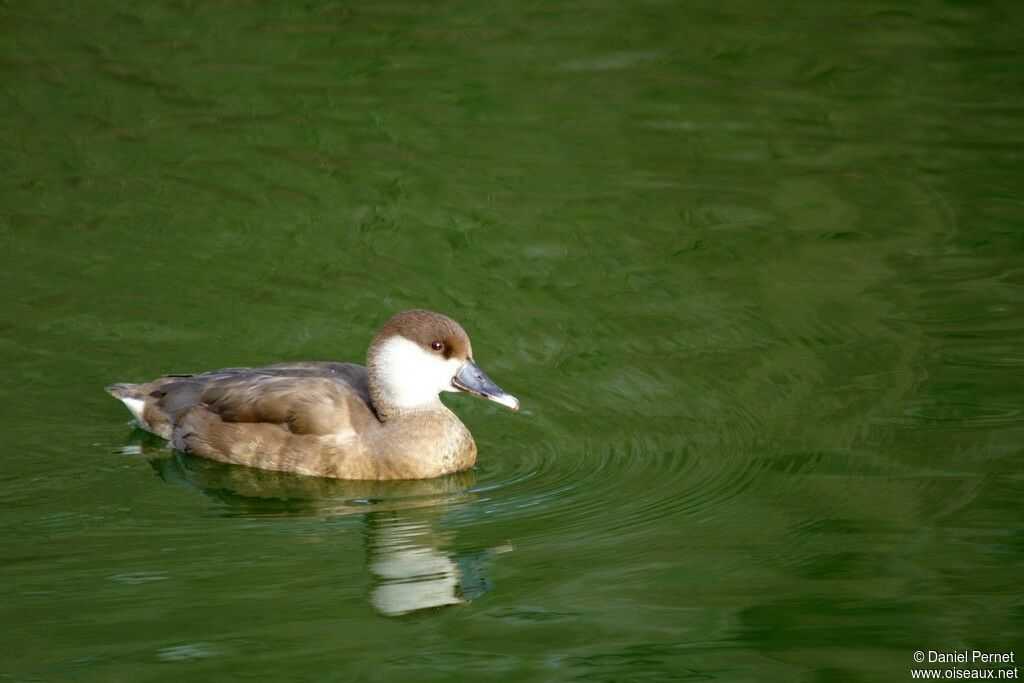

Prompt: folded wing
[{"left": 149, "top": 363, "right": 374, "bottom": 433}]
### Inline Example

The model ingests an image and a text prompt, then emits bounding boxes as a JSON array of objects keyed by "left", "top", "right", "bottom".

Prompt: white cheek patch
[
  {"left": 375, "top": 336, "right": 463, "bottom": 410},
  {"left": 439, "top": 358, "right": 466, "bottom": 393}
]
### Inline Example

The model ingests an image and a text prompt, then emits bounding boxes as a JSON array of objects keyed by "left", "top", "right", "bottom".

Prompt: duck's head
[{"left": 367, "top": 309, "right": 520, "bottom": 417}]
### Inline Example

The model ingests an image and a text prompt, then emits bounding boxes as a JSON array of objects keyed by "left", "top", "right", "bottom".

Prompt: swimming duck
[{"left": 106, "top": 309, "right": 519, "bottom": 480}]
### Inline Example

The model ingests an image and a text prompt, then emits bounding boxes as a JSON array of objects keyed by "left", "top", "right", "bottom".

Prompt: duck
[{"left": 106, "top": 309, "right": 519, "bottom": 480}]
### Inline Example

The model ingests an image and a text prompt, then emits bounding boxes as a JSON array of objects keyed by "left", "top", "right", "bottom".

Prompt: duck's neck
[
  {"left": 367, "top": 370, "right": 444, "bottom": 422},
  {"left": 372, "top": 397, "right": 445, "bottom": 423}
]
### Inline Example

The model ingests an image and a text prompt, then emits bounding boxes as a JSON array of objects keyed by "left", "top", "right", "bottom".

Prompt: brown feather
[{"left": 107, "top": 311, "right": 496, "bottom": 480}]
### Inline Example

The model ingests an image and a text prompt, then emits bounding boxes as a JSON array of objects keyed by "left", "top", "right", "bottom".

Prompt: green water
[{"left": 2, "top": 1, "right": 1022, "bottom": 680}]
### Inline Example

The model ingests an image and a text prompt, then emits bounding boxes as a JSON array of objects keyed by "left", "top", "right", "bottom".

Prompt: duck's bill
[{"left": 453, "top": 359, "right": 520, "bottom": 412}]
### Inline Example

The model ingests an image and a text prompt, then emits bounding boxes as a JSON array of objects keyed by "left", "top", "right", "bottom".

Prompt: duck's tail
[
  {"left": 106, "top": 382, "right": 141, "bottom": 399},
  {"left": 105, "top": 382, "right": 148, "bottom": 424}
]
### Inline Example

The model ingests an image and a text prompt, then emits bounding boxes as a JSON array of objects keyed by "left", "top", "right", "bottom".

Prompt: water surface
[{"left": 2, "top": 1, "right": 1022, "bottom": 680}]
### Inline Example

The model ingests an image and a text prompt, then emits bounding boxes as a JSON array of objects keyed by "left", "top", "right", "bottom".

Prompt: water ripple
[{"left": 469, "top": 417, "right": 771, "bottom": 540}]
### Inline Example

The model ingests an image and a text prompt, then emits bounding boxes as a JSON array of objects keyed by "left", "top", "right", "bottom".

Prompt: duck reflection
[
  {"left": 362, "top": 509, "right": 497, "bottom": 616},
  {"left": 135, "top": 437, "right": 510, "bottom": 617}
]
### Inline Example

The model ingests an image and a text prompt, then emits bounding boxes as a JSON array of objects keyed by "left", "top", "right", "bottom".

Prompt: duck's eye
[{"left": 431, "top": 340, "right": 444, "bottom": 352}]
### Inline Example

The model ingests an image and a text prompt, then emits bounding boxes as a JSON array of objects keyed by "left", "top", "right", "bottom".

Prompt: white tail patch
[{"left": 121, "top": 397, "right": 147, "bottom": 424}]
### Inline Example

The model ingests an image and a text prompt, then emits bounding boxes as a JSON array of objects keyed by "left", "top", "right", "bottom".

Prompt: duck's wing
[
  {"left": 109, "top": 362, "right": 378, "bottom": 439},
  {"left": 155, "top": 363, "right": 386, "bottom": 477},
  {"left": 158, "top": 363, "right": 378, "bottom": 434},
  {"left": 109, "top": 362, "right": 390, "bottom": 477}
]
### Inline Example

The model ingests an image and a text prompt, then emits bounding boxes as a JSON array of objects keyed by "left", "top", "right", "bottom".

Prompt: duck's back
[{"left": 107, "top": 362, "right": 379, "bottom": 442}]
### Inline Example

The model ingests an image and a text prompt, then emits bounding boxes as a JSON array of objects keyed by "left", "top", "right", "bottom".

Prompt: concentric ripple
[{"left": 463, "top": 405, "right": 774, "bottom": 544}]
